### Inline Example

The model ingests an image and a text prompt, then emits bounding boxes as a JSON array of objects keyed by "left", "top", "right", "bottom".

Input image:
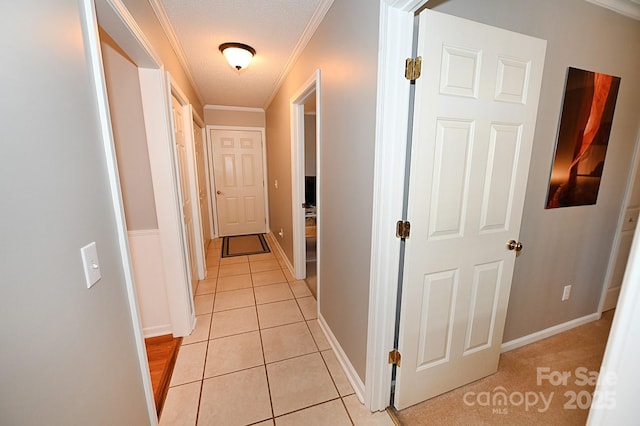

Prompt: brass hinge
[
  {"left": 388, "top": 349, "right": 402, "bottom": 367},
  {"left": 396, "top": 220, "right": 410, "bottom": 239},
  {"left": 405, "top": 56, "right": 422, "bottom": 80}
]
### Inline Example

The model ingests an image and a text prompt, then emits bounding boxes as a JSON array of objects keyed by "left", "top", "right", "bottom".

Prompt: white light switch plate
[{"left": 81, "top": 242, "right": 102, "bottom": 288}]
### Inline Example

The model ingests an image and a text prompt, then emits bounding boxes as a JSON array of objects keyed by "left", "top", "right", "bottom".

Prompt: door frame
[
  {"left": 192, "top": 112, "right": 215, "bottom": 248},
  {"left": 366, "top": 0, "right": 424, "bottom": 411},
  {"left": 205, "top": 125, "right": 270, "bottom": 238},
  {"left": 290, "top": 70, "right": 321, "bottom": 280},
  {"left": 169, "top": 80, "right": 206, "bottom": 281}
]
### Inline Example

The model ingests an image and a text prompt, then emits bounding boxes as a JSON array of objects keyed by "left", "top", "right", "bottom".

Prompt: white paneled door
[
  {"left": 211, "top": 129, "right": 267, "bottom": 236},
  {"left": 172, "top": 96, "right": 198, "bottom": 294},
  {"left": 394, "top": 10, "right": 546, "bottom": 409}
]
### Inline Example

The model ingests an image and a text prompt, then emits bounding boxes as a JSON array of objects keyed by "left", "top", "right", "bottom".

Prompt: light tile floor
[{"left": 160, "top": 236, "right": 394, "bottom": 426}]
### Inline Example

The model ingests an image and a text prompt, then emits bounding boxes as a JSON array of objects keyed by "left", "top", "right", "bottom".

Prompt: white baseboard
[
  {"left": 267, "top": 232, "right": 295, "bottom": 275},
  {"left": 143, "top": 324, "right": 173, "bottom": 338},
  {"left": 501, "top": 312, "right": 601, "bottom": 353},
  {"left": 602, "top": 286, "right": 621, "bottom": 311},
  {"left": 318, "top": 314, "right": 366, "bottom": 403}
]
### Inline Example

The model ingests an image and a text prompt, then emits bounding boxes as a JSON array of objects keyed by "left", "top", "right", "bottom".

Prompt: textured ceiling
[{"left": 160, "top": 0, "right": 326, "bottom": 108}]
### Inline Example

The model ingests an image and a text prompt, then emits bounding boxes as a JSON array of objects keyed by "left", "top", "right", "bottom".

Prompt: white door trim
[
  {"left": 290, "top": 70, "right": 321, "bottom": 281},
  {"left": 170, "top": 79, "right": 206, "bottom": 280},
  {"left": 205, "top": 125, "right": 270, "bottom": 238},
  {"left": 366, "top": 0, "right": 426, "bottom": 412}
]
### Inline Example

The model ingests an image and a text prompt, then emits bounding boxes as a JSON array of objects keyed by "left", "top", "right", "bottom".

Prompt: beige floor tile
[
  {"left": 181, "top": 314, "right": 211, "bottom": 345},
  {"left": 254, "top": 283, "right": 294, "bottom": 305},
  {"left": 321, "top": 350, "right": 354, "bottom": 396},
  {"left": 307, "top": 320, "right": 331, "bottom": 351},
  {"left": 274, "top": 399, "right": 351, "bottom": 426},
  {"left": 283, "top": 269, "right": 296, "bottom": 282},
  {"left": 257, "top": 300, "right": 304, "bottom": 329},
  {"left": 297, "top": 296, "right": 317, "bottom": 320},
  {"left": 218, "top": 262, "right": 251, "bottom": 277},
  {"left": 217, "top": 274, "right": 252, "bottom": 292},
  {"left": 195, "top": 278, "right": 216, "bottom": 295},
  {"left": 289, "top": 280, "right": 312, "bottom": 298},
  {"left": 210, "top": 306, "right": 259, "bottom": 339},
  {"left": 198, "top": 366, "right": 272, "bottom": 426},
  {"left": 206, "top": 255, "right": 220, "bottom": 267},
  {"left": 219, "top": 255, "right": 249, "bottom": 265},
  {"left": 342, "top": 394, "right": 395, "bottom": 425},
  {"left": 194, "top": 294, "right": 214, "bottom": 315},
  {"left": 213, "top": 288, "right": 255, "bottom": 312},
  {"left": 261, "top": 322, "right": 317, "bottom": 364},
  {"left": 206, "top": 265, "right": 218, "bottom": 277},
  {"left": 204, "top": 331, "right": 264, "bottom": 378},
  {"left": 252, "top": 269, "right": 287, "bottom": 287},
  {"left": 159, "top": 381, "right": 201, "bottom": 426},
  {"left": 249, "top": 252, "right": 276, "bottom": 263},
  {"left": 267, "top": 352, "right": 339, "bottom": 416},
  {"left": 169, "top": 341, "right": 207, "bottom": 386},
  {"left": 249, "top": 259, "right": 281, "bottom": 273}
]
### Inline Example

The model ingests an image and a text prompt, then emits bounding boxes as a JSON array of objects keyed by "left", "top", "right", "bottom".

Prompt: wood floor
[{"left": 145, "top": 334, "right": 182, "bottom": 417}]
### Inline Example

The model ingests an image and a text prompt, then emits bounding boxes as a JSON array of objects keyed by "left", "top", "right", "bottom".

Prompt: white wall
[
  {"left": 428, "top": 0, "right": 640, "bottom": 341},
  {"left": 304, "top": 114, "right": 317, "bottom": 176},
  {"left": 0, "top": 0, "right": 149, "bottom": 422}
]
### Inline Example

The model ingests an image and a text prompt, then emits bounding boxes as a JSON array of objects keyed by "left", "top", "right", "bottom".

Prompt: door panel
[
  {"left": 394, "top": 9, "right": 546, "bottom": 409},
  {"left": 172, "top": 96, "right": 198, "bottom": 294},
  {"left": 211, "top": 129, "right": 266, "bottom": 236},
  {"left": 194, "top": 123, "right": 211, "bottom": 251}
]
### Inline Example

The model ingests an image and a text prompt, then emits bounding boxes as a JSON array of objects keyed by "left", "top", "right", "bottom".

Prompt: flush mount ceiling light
[{"left": 219, "top": 42, "right": 256, "bottom": 71}]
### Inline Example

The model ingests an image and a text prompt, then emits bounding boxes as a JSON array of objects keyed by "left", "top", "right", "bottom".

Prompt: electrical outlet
[{"left": 562, "top": 285, "right": 572, "bottom": 301}]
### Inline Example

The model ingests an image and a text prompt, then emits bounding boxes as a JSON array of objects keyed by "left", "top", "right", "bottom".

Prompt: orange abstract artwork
[{"left": 546, "top": 67, "right": 621, "bottom": 209}]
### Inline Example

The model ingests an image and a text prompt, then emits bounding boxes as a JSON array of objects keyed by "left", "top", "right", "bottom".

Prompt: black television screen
[{"left": 305, "top": 176, "right": 316, "bottom": 207}]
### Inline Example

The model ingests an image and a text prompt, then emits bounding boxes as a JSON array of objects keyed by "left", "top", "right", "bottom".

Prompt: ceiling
[{"left": 154, "top": 0, "right": 333, "bottom": 109}]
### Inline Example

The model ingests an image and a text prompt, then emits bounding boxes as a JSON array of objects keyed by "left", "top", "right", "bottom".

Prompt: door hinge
[
  {"left": 388, "top": 349, "right": 402, "bottom": 367},
  {"left": 405, "top": 56, "right": 422, "bottom": 81},
  {"left": 396, "top": 220, "right": 410, "bottom": 239}
]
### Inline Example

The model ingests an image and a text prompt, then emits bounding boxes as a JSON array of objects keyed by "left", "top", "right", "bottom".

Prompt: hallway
[{"left": 159, "top": 236, "right": 393, "bottom": 425}]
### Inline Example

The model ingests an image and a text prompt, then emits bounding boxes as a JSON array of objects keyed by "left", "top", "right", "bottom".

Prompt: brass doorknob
[{"left": 507, "top": 240, "right": 523, "bottom": 252}]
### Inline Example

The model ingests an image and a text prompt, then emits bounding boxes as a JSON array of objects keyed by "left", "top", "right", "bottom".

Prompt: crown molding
[
  {"left": 586, "top": 0, "right": 640, "bottom": 20},
  {"left": 148, "top": 0, "right": 205, "bottom": 105},
  {"left": 263, "top": 0, "right": 335, "bottom": 109},
  {"left": 204, "top": 105, "right": 265, "bottom": 113}
]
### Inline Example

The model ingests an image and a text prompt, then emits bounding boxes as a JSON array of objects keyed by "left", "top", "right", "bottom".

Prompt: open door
[{"left": 393, "top": 9, "right": 546, "bottom": 409}]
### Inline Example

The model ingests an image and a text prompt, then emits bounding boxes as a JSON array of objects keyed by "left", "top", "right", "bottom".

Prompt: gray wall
[
  {"left": 0, "top": 0, "right": 150, "bottom": 424},
  {"left": 265, "top": 0, "right": 379, "bottom": 381},
  {"left": 304, "top": 114, "right": 317, "bottom": 176},
  {"left": 101, "top": 32, "right": 158, "bottom": 231},
  {"left": 204, "top": 107, "right": 266, "bottom": 127},
  {"left": 428, "top": 0, "right": 640, "bottom": 340}
]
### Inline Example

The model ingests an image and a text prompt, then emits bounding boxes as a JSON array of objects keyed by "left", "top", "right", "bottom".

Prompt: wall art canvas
[{"left": 546, "top": 67, "right": 621, "bottom": 209}]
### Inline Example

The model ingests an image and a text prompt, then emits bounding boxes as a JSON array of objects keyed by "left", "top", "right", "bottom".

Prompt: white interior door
[
  {"left": 211, "top": 129, "right": 267, "bottom": 236},
  {"left": 194, "top": 123, "right": 211, "bottom": 251},
  {"left": 394, "top": 9, "right": 546, "bottom": 409},
  {"left": 172, "top": 95, "right": 198, "bottom": 293}
]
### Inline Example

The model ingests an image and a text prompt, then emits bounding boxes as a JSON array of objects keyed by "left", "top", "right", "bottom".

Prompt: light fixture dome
[{"left": 219, "top": 42, "right": 256, "bottom": 71}]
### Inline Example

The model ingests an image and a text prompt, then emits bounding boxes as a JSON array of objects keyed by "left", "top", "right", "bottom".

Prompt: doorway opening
[{"left": 291, "top": 70, "right": 321, "bottom": 301}]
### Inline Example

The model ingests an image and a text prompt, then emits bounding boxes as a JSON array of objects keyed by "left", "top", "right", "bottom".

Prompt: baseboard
[
  {"left": 602, "top": 286, "right": 621, "bottom": 311},
  {"left": 266, "top": 232, "right": 295, "bottom": 275},
  {"left": 317, "top": 314, "right": 366, "bottom": 403},
  {"left": 501, "top": 312, "right": 601, "bottom": 353},
  {"left": 143, "top": 324, "right": 173, "bottom": 338}
]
